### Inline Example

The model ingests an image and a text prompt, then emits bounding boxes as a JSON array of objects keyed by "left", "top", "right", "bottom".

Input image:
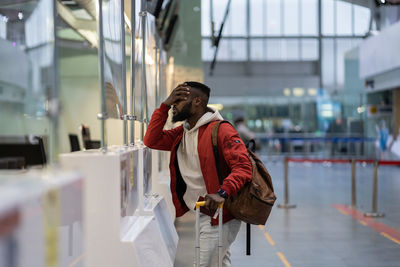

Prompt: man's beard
[{"left": 172, "top": 101, "right": 192, "bottom": 123}]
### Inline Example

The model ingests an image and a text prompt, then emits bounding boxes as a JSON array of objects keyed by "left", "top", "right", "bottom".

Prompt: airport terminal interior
[{"left": 0, "top": 0, "right": 400, "bottom": 266}]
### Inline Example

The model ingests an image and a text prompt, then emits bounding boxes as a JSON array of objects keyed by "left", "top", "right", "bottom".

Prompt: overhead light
[
  {"left": 293, "top": 88, "right": 304, "bottom": 97},
  {"left": 321, "top": 103, "right": 333, "bottom": 110},
  {"left": 380, "top": 0, "right": 386, "bottom": 3},
  {"left": 208, "top": 104, "right": 223, "bottom": 111},
  {"left": 308, "top": 88, "right": 317, "bottom": 96},
  {"left": 18, "top": 12, "right": 23, "bottom": 20},
  {"left": 357, "top": 106, "right": 365, "bottom": 114},
  {"left": 321, "top": 110, "right": 333, "bottom": 117},
  {"left": 283, "top": 88, "right": 291, "bottom": 96}
]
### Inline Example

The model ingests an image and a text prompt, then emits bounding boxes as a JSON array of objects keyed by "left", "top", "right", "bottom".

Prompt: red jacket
[{"left": 144, "top": 103, "right": 252, "bottom": 225}]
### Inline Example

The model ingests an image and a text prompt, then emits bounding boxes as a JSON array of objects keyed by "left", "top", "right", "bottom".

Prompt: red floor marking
[{"left": 333, "top": 204, "right": 400, "bottom": 244}]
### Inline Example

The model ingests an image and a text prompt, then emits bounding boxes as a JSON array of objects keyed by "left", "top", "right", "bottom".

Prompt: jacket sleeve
[
  {"left": 218, "top": 123, "right": 252, "bottom": 196},
  {"left": 143, "top": 103, "right": 181, "bottom": 151}
]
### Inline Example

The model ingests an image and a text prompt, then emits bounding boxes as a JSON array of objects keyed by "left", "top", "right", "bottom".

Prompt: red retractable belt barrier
[
  {"left": 279, "top": 157, "right": 400, "bottom": 215},
  {"left": 286, "top": 158, "right": 349, "bottom": 164},
  {"left": 286, "top": 158, "right": 400, "bottom": 166},
  {"left": 377, "top": 160, "right": 400, "bottom": 166}
]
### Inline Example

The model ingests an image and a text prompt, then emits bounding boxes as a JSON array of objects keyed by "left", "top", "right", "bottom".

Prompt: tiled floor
[{"left": 174, "top": 157, "right": 400, "bottom": 267}]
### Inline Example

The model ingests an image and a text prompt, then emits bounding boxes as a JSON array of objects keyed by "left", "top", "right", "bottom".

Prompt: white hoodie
[{"left": 177, "top": 108, "right": 224, "bottom": 211}]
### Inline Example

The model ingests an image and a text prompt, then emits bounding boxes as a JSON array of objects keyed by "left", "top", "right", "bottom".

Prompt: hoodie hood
[{"left": 183, "top": 107, "right": 224, "bottom": 133}]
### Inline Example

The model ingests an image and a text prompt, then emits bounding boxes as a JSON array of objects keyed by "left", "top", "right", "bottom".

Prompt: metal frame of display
[
  {"left": 97, "top": 0, "right": 108, "bottom": 150},
  {"left": 120, "top": 0, "right": 128, "bottom": 145},
  {"left": 50, "top": 0, "right": 60, "bottom": 163},
  {"left": 140, "top": 0, "right": 148, "bottom": 140},
  {"left": 130, "top": 0, "right": 137, "bottom": 144}
]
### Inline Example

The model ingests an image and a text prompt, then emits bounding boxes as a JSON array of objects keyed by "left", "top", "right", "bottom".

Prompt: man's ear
[{"left": 193, "top": 96, "right": 202, "bottom": 107}]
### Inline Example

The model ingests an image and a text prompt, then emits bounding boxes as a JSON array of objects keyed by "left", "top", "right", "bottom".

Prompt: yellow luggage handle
[{"left": 195, "top": 201, "right": 224, "bottom": 209}]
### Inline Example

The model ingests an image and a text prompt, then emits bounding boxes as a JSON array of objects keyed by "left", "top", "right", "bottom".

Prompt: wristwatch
[{"left": 217, "top": 189, "right": 228, "bottom": 199}]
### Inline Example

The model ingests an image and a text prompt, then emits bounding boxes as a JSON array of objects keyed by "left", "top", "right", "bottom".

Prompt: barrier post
[
  {"left": 351, "top": 159, "right": 356, "bottom": 208},
  {"left": 364, "top": 161, "right": 384, "bottom": 217},
  {"left": 278, "top": 157, "right": 296, "bottom": 209}
]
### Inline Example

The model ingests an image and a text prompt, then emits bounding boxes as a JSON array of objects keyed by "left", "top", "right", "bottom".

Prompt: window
[
  {"left": 354, "top": 5, "right": 370, "bottom": 35},
  {"left": 225, "top": 0, "right": 247, "bottom": 36},
  {"left": 202, "top": 39, "right": 214, "bottom": 61},
  {"left": 336, "top": 1, "right": 352, "bottom": 35},
  {"left": 250, "top": 39, "right": 265, "bottom": 61},
  {"left": 301, "top": 39, "right": 318, "bottom": 60},
  {"left": 283, "top": 0, "right": 299, "bottom": 35},
  {"left": 282, "top": 39, "right": 299, "bottom": 60},
  {"left": 266, "top": 39, "right": 282, "bottom": 60},
  {"left": 301, "top": 0, "right": 317, "bottom": 36},
  {"left": 322, "top": 0, "right": 334, "bottom": 35},
  {"left": 250, "top": 0, "right": 264, "bottom": 36},
  {"left": 322, "top": 38, "right": 334, "bottom": 87},
  {"left": 229, "top": 39, "right": 247, "bottom": 60},
  {"left": 201, "top": 0, "right": 370, "bottom": 82},
  {"left": 201, "top": 0, "right": 210, "bottom": 36},
  {"left": 266, "top": 0, "right": 281, "bottom": 35}
]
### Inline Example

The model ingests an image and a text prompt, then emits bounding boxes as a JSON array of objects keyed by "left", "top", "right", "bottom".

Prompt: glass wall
[
  {"left": 202, "top": 0, "right": 370, "bottom": 90},
  {"left": 0, "top": 0, "right": 55, "bottom": 137}
]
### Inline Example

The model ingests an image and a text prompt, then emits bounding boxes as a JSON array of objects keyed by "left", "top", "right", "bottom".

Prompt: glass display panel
[
  {"left": 102, "top": 0, "right": 124, "bottom": 119},
  {"left": 134, "top": 1, "right": 144, "bottom": 121},
  {"left": 157, "top": 50, "right": 168, "bottom": 107},
  {"left": 0, "top": 0, "right": 54, "bottom": 136},
  {"left": 145, "top": 15, "right": 157, "bottom": 118}
]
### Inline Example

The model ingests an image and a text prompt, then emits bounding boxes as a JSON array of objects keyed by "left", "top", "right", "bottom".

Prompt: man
[{"left": 144, "top": 82, "right": 252, "bottom": 266}]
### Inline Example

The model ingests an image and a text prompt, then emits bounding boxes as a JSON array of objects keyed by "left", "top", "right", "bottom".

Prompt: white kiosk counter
[
  {"left": 60, "top": 145, "right": 178, "bottom": 267},
  {"left": 0, "top": 169, "right": 84, "bottom": 267}
]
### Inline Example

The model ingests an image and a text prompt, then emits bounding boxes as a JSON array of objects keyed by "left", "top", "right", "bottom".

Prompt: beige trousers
[{"left": 194, "top": 214, "right": 241, "bottom": 267}]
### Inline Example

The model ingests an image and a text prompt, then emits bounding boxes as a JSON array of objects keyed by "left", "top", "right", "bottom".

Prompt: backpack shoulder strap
[
  {"left": 211, "top": 120, "right": 232, "bottom": 147},
  {"left": 211, "top": 120, "right": 231, "bottom": 185}
]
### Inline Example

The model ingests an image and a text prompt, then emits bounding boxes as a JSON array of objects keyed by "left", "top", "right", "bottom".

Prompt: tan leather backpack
[{"left": 212, "top": 121, "right": 276, "bottom": 225}]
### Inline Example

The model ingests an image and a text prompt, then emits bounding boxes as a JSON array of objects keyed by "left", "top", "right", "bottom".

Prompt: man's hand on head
[
  {"left": 163, "top": 83, "right": 190, "bottom": 107},
  {"left": 204, "top": 193, "right": 225, "bottom": 211}
]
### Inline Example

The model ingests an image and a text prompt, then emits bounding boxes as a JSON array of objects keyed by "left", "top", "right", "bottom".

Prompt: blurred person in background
[
  {"left": 377, "top": 120, "right": 389, "bottom": 159},
  {"left": 234, "top": 117, "right": 255, "bottom": 145},
  {"left": 327, "top": 117, "right": 347, "bottom": 155}
]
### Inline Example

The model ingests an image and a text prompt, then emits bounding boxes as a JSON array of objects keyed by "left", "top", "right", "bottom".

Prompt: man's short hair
[{"left": 185, "top": 81, "right": 210, "bottom": 98}]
